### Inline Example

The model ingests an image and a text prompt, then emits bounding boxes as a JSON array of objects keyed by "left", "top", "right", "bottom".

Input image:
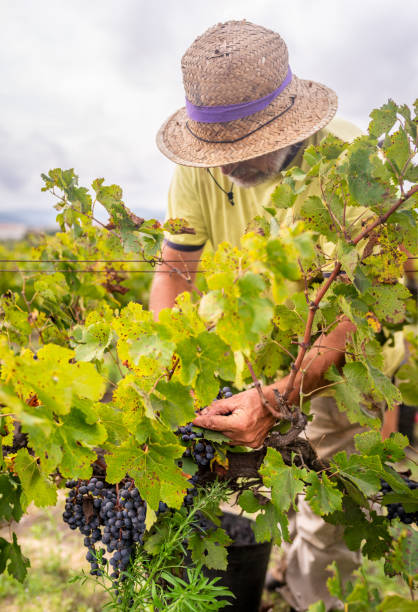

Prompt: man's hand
[
  {"left": 193, "top": 387, "right": 276, "bottom": 448},
  {"left": 192, "top": 320, "right": 356, "bottom": 447}
]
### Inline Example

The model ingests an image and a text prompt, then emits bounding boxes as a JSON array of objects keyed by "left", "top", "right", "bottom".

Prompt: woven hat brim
[{"left": 156, "top": 76, "right": 337, "bottom": 167}]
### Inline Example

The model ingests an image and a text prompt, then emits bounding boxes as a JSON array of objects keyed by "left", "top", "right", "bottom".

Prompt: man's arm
[
  {"left": 149, "top": 243, "right": 204, "bottom": 320},
  {"left": 193, "top": 319, "right": 356, "bottom": 447}
]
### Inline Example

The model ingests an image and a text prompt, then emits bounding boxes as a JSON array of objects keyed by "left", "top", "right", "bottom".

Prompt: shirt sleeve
[{"left": 164, "top": 165, "right": 208, "bottom": 250}]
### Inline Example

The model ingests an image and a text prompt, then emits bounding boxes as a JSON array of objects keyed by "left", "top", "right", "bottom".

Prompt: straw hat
[{"left": 156, "top": 20, "right": 338, "bottom": 167}]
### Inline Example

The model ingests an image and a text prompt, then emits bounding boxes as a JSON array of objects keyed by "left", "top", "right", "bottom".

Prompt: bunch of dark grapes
[
  {"left": 381, "top": 478, "right": 418, "bottom": 525},
  {"left": 178, "top": 424, "right": 216, "bottom": 468},
  {"left": 63, "top": 477, "right": 146, "bottom": 585}
]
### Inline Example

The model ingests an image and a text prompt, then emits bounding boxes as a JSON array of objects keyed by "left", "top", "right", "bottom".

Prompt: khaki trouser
[{"left": 278, "top": 396, "right": 368, "bottom": 612}]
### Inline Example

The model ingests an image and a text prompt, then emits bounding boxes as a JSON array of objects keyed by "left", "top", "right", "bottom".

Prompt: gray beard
[{"left": 228, "top": 146, "right": 294, "bottom": 188}]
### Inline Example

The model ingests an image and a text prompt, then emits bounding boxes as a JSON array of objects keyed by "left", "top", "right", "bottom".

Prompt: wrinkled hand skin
[{"left": 193, "top": 386, "right": 277, "bottom": 448}]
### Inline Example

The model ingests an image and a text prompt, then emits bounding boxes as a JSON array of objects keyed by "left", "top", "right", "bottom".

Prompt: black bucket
[{"left": 201, "top": 513, "right": 272, "bottom": 612}]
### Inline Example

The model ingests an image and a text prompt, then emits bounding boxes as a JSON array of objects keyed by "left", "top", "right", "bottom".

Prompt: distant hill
[{"left": 0, "top": 205, "right": 164, "bottom": 228}]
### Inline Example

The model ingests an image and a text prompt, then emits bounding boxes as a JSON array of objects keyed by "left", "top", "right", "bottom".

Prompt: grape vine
[{"left": 0, "top": 99, "right": 417, "bottom": 609}]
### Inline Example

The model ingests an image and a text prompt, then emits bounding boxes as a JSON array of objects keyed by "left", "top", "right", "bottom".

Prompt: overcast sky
[{"left": 1, "top": 0, "right": 417, "bottom": 225}]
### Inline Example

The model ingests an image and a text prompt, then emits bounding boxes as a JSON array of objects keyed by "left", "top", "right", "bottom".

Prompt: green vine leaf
[
  {"left": 0, "top": 533, "right": 30, "bottom": 583},
  {"left": 153, "top": 380, "right": 196, "bottom": 429},
  {"left": 330, "top": 451, "right": 382, "bottom": 497},
  {"left": 0, "top": 473, "right": 23, "bottom": 522},
  {"left": 188, "top": 527, "right": 231, "bottom": 571},
  {"left": 382, "top": 492, "right": 418, "bottom": 514},
  {"left": 253, "top": 500, "right": 288, "bottom": 545},
  {"left": 238, "top": 490, "right": 262, "bottom": 513},
  {"left": 305, "top": 472, "right": 343, "bottom": 516},
  {"left": 260, "top": 447, "right": 307, "bottom": 512},
  {"left": 300, "top": 195, "right": 337, "bottom": 240},
  {"left": 354, "top": 430, "right": 408, "bottom": 464},
  {"left": 365, "top": 283, "right": 410, "bottom": 325},
  {"left": 326, "top": 496, "right": 391, "bottom": 559},
  {"left": 366, "top": 363, "right": 402, "bottom": 408},
  {"left": 336, "top": 240, "right": 358, "bottom": 281},
  {"left": 368, "top": 100, "right": 398, "bottom": 137},
  {"left": 176, "top": 331, "right": 235, "bottom": 406},
  {"left": 105, "top": 436, "right": 188, "bottom": 511},
  {"left": 326, "top": 363, "right": 381, "bottom": 428},
  {"left": 14, "top": 448, "right": 57, "bottom": 508},
  {"left": 386, "top": 128, "right": 410, "bottom": 173},
  {"left": 348, "top": 140, "right": 386, "bottom": 207},
  {"left": 73, "top": 321, "right": 113, "bottom": 362},
  {"left": 271, "top": 183, "right": 297, "bottom": 209}
]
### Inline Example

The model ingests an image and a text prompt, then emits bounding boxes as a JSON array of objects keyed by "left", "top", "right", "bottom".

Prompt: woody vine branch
[{"left": 283, "top": 183, "right": 418, "bottom": 405}]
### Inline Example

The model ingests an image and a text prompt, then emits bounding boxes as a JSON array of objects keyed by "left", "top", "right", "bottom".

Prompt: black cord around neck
[{"left": 206, "top": 168, "right": 235, "bottom": 206}]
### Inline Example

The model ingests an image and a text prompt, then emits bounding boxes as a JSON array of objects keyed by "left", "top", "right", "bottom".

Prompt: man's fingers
[
  {"left": 193, "top": 411, "right": 240, "bottom": 431},
  {"left": 198, "top": 400, "right": 235, "bottom": 417}
]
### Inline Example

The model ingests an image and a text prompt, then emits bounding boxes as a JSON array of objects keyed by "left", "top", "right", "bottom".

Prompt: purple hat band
[{"left": 185, "top": 66, "right": 292, "bottom": 124}]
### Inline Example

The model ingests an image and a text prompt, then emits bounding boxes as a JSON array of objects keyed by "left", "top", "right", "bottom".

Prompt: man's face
[{"left": 219, "top": 146, "right": 292, "bottom": 188}]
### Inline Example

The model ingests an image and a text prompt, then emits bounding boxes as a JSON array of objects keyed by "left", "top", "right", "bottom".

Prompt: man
[{"left": 151, "top": 20, "right": 366, "bottom": 611}]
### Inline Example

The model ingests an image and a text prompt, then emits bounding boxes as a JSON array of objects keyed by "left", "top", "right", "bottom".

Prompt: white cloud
[{"left": 1, "top": 0, "right": 417, "bottom": 224}]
